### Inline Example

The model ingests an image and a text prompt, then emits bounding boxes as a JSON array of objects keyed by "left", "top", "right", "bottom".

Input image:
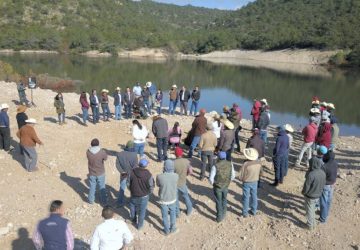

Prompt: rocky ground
[{"left": 0, "top": 81, "right": 359, "bottom": 250}]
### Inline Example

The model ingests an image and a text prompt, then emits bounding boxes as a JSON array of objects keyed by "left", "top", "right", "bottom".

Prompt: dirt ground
[{"left": 0, "top": 81, "right": 359, "bottom": 250}]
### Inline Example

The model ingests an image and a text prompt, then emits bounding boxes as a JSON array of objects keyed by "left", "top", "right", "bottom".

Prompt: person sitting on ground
[
  {"left": 239, "top": 148, "right": 262, "bottom": 218},
  {"left": 54, "top": 93, "right": 66, "bottom": 125},
  {"left": 86, "top": 138, "right": 108, "bottom": 205},
  {"left": 132, "top": 119, "right": 148, "bottom": 158},
  {"left": 90, "top": 206, "right": 133, "bottom": 250},
  {"left": 152, "top": 114, "right": 169, "bottom": 162},
  {"left": 319, "top": 150, "right": 338, "bottom": 224},
  {"left": 174, "top": 147, "right": 193, "bottom": 217},
  {"left": 156, "top": 159, "right": 179, "bottom": 236},
  {"left": 188, "top": 109, "right": 207, "bottom": 158},
  {"left": 16, "top": 118, "right": 43, "bottom": 172},
  {"left": 168, "top": 121, "right": 182, "bottom": 149},
  {"left": 296, "top": 117, "right": 318, "bottom": 168},
  {"left": 271, "top": 125, "right": 289, "bottom": 186},
  {"left": 128, "top": 159, "right": 154, "bottom": 230},
  {"left": 199, "top": 123, "right": 217, "bottom": 180},
  {"left": 32, "top": 200, "right": 74, "bottom": 250},
  {"left": 209, "top": 151, "right": 235, "bottom": 223},
  {"left": 302, "top": 152, "right": 326, "bottom": 231},
  {"left": 116, "top": 140, "right": 138, "bottom": 207}
]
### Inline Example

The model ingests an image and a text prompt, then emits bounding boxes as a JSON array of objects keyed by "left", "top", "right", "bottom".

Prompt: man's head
[
  {"left": 91, "top": 138, "right": 100, "bottom": 147},
  {"left": 1, "top": 103, "right": 9, "bottom": 112},
  {"left": 163, "top": 159, "right": 175, "bottom": 173},
  {"left": 317, "top": 145, "right": 328, "bottom": 156},
  {"left": 92, "top": 89, "right": 97, "bottom": 95},
  {"left": 101, "top": 206, "right": 114, "bottom": 220},
  {"left": 182, "top": 86, "right": 186, "bottom": 90},
  {"left": 126, "top": 87, "right": 130, "bottom": 92},
  {"left": 218, "top": 151, "right": 227, "bottom": 160},
  {"left": 252, "top": 128, "right": 259, "bottom": 135},
  {"left": 139, "top": 158, "right": 149, "bottom": 168},
  {"left": 195, "top": 86, "right": 199, "bottom": 91},
  {"left": 49, "top": 200, "right": 64, "bottom": 215},
  {"left": 199, "top": 108, "right": 206, "bottom": 115},
  {"left": 125, "top": 140, "right": 134, "bottom": 150}
]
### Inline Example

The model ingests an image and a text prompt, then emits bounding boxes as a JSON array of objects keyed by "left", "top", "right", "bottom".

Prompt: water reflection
[{"left": 1, "top": 53, "right": 360, "bottom": 135}]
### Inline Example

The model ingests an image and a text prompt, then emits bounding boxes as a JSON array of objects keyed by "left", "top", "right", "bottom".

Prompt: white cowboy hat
[
  {"left": 260, "top": 99, "right": 268, "bottom": 105},
  {"left": 172, "top": 84, "right": 177, "bottom": 88},
  {"left": 327, "top": 103, "right": 335, "bottom": 110},
  {"left": 221, "top": 119, "right": 234, "bottom": 130},
  {"left": 320, "top": 101, "right": 328, "bottom": 107},
  {"left": 25, "top": 118, "right": 37, "bottom": 124},
  {"left": 146, "top": 82, "right": 152, "bottom": 87},
  {"left": 310, "top": 108, "right": 320, "bottom": 114},
  {"left": 101, "top": 89, "right": 109, "bottom": 93},
  {"left": 284, "top": 124, "right": 294, "bottom": 133},
  {"left": 208, "top": 110, "right": 218, "bottom": 117},
  {"left": 1, "top": 103, "right": 9, "bottom": 110},
  {"left": 243, "top": 148, "right": 259, "bottom": 161},
  {"left": 115, "top": 87, "right": 120, "bottom": 91}
]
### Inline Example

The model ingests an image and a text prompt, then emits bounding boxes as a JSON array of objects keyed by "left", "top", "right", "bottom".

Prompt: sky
[{"left": 151, "top": 0, "right": 254, "bottom": 10}]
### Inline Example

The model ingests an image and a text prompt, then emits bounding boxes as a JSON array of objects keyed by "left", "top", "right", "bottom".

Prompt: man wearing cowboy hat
[
  {"left": 0, "top": 103, "right": 11, "bottom": 152},
  {"left": 239, "top": 148, "right": 263, "bottom": 217},
  {"left": 219, "top": 118, "right": 235, "bottom": 161},
  {"left": 209, "top": 151, "right": 235, "bottom": 222},
  {"left": 100, "top": 89, "right": 111, "bottom": 122},
  {"left": 16, "top": 118, "right": 43, "bottom": 171},
  {"left": 113, "top": 87, "right": 123, "bottom": 120}
]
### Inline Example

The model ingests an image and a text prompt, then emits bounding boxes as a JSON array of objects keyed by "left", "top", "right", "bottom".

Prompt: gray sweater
[
  {"left": 156, "top": 172, "right": 178, "bottom": 204},
  {"left": 152, "top": 117, "right": 169, "bottom": 138}
]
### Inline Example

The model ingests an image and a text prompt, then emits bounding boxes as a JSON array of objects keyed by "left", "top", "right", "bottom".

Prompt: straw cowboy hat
[
  {"left": 172, "top": 84, "right": 177, "bottom": 88},
  {"left": 221, "top": 119, "right": 234, "bottom": 130},
  {"left": 310, "top": 108, "right": 320, "bottom": 114},
  {"left": 146, "top": 82, "right": 152, "bottom": 87},
  {"left": 260, "top": 99, "right": 268, "bottom": 105},
  {"left": 327, "top": 103, "right": 335, "bottom": 110},
  {"left": 101, "top": 89, "right": 109, "bottom": 93},
  {"left": 320, "top": 101, "right": 328, "bottom": 107},
  {"left": 17, "top": 105, "right": 27, "bottom": 113},
  {"left": 25, "top": 118, "right": 37, "bottom": 124},
  {"left": 243, "top": 148, "right": 259, "bottom": 161},
  {"left": 208, "top": 110, "right": 218, "bottom": 117},
  {"left": 1, "top": 103, "right": 9, "bottom": 110},
  {"left": 115, "top": 87, "right": 121, "bottom": 91},
  {"left": 284, "top": 124, "right": 294, "bottom": 133}
]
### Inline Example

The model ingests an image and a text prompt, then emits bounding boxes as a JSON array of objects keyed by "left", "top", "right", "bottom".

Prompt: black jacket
[
  {"left": 246, "top": 134, "right": 265, "bottom": 158},
  {"left": 191, "top": 90, "right": 200, "bottom": 101},
  {"left": 257, "top": 111, "right": 270, "bottom": 130},
  {"left": 302, "top": 157, "right": 326, "bottom": 199},
  {"left": 179, "top": 90, "right": 191, "bottom": 102},
  {"left": 16, "top": 112, "right": 28, "bottom": 129},
  {"left": 322, "top": 151, "right": 338, "bottom": 185}
]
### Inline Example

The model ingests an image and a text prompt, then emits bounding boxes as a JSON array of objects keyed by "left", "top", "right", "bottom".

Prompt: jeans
[
  {"left": 188, "top": 136, "right": 201, "bottom": 158},
  {"left": 160, "top": 202, "right": 177, "bottom": 234},
  {"left": 134, "top": 142, "right": 145, "bottom": 158},
  {"left": 58, "top": 113, "right": 65, "bottom": 124},
  {"left": 156, "top": 138, "right": 168, "bottom": 161},
  {"left": 130, "top": 195, "right": 149, "bottom": 229},
  {"left": 176, "top": 185, "right": 193, "bottom": 216},
  {"left": 91, "top": 106, "right": 100, "bottom": 123},
  {"left": 320, "top": 185, "right": 334, "bottom": 223},
  {"left": 304, "top": 197, "right": 318, "bottom": 229},
  {"left": 234, "top": 126, "right": 241, "bottom": 151},
  {"left": 226, "top": 149, "right": 232, "bottom": 161},
  {"left": 81, "top": 108, "right": 89, "bottom": 124},
  {"left": 124, "top": 104, "right": 132, "bottom": 119},
  {"left": 169, "top": 100, "right": 176, "bottom": 115},
  {"left": 157, "top": 106, "right": 162, "bottom": 115},
  {"left": 273, "top": 154, "right": 287, "bottom": 183},
  {"left": 200, "top": 151, "right": 214, "bottom": 178},
  {"left": 242, "top": 181, "right": 258, "bottom": 217},
  {"left": 0, "top": 127, "right": 11, "bottom": 151},
  {"left": 114, "top": 105, "right": 122, "bottom": 120},
  {"left": 101, "top": 104, "right": 111, "bottom": 121},
  {"left": 117, "top": 177, "right": 128, "bottom": 206},
  {"left": 259, "top": 130, "right": 268, "bottom": 144},
  {"left": 214, "top": 186, "right": 228, "bottom": 222},
  {"left": 88, "top": 174, "right": 108, "bottom": 205},
  {"left": 296, "top": 142, "right": 313, "bottom": 166},
  {"left": 143, "top": 100, "right": 150, "bottom": 114},
  {"left": 23, "top": 146, "right": 38, "bottom": 171},
  {"left": 190, "top": 100, "right": 199, "bottom": 116},
  {"left": 180, "top": 101, "right": 188, "bottom": 115}
]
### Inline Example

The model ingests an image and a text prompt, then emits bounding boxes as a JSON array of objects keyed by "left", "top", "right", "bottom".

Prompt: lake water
[{"left": 1, "top": 53, "right": 360, "bottom": 136}]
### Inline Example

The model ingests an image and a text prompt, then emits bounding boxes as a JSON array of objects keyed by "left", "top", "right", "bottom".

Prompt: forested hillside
[{"left": 0, "top": 0, "right": 360, "bottom": 64}]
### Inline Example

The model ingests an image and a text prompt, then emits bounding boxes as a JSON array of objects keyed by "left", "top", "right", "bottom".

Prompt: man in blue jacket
[
  {"left": 271, "top": 125, "right": 289, "bottom": 186},
  {"left": 0, "top": 103, "right": 11, "bottom": 152}
]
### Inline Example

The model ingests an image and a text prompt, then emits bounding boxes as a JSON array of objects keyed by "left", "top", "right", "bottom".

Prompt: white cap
[
  {"left": 146, "top": 82, "right": 152, "bottom": 87},
  {"left": 260, "top": 99, "right": 268, "bottom": 105},
  {"left": 172, "top": 84, "right": 177, "bottom": 88},
  {"left": 25, "top": 118, "right": 37, "bottom": 124},
  {"left": 1, "top": 103, "right": 9, "bottom": 110}
]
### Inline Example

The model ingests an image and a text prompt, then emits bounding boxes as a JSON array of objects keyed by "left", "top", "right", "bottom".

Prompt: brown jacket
[
  {"left": 16, "top": 125, "right": 42, "bottom": 147},
  {"left": 87, "top": 147, "right": 108, "bottom": 176},
  {"left": 239, "top": 160, "right": 263, "bottom": 183},
  {"left": 199, "top": 131, "right": 217, "bottom": 151},
  {"left": 192, "top": 113, "right": 207, "bottom": 136}
]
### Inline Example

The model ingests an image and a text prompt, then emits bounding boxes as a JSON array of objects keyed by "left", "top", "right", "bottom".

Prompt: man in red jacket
[
  {"left": 295, "top": 118, "right": 318, "bottom": 167},
  {"left": 316, "top": 118, "right": 332, "bottom": 149}
]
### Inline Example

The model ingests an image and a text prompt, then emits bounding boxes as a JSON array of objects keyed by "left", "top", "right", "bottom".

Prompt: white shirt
[
  {"left": 133, "top": 86, "right": 142, "bottom": 96},
  {"left": 212, "top": 121, "right": 221, "bottom": 139},
  {"left": 209, "top": 163, "right": 236, "bottom": 185},
  {"left": 90, "top": 218, "right": 133, "bottom": 250},
  {"left": 94, "top": 95, "right": 99, "bottom": 105},
  {"left": 132, "top": 125, "right": 148, "bottom": 143}
]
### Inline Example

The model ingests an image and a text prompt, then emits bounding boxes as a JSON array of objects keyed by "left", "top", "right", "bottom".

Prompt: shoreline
[{"left": 0, "top": 48, "right": 338, "bottom": 74}]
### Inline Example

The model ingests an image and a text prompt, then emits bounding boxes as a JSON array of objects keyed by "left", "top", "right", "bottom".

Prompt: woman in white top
[
  {"left": 212, "top": 114, "right": 222, "bottom": 151},
  {"left": 132, "top": 119, "right": 148, "bottom": 158}
]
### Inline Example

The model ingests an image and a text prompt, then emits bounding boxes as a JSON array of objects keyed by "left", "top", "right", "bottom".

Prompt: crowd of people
[{"left": 0, "top": 82, "right": 341, "bottom": 249}]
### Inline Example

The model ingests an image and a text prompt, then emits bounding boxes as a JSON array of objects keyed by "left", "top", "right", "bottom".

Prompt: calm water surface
[{"left": 1, "top": 53, "right": 360, "bottom": 136}]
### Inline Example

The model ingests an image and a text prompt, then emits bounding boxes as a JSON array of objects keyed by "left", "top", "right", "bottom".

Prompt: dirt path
[{"left": 0, "top": 81, "right": 359, "bottom": 250}]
